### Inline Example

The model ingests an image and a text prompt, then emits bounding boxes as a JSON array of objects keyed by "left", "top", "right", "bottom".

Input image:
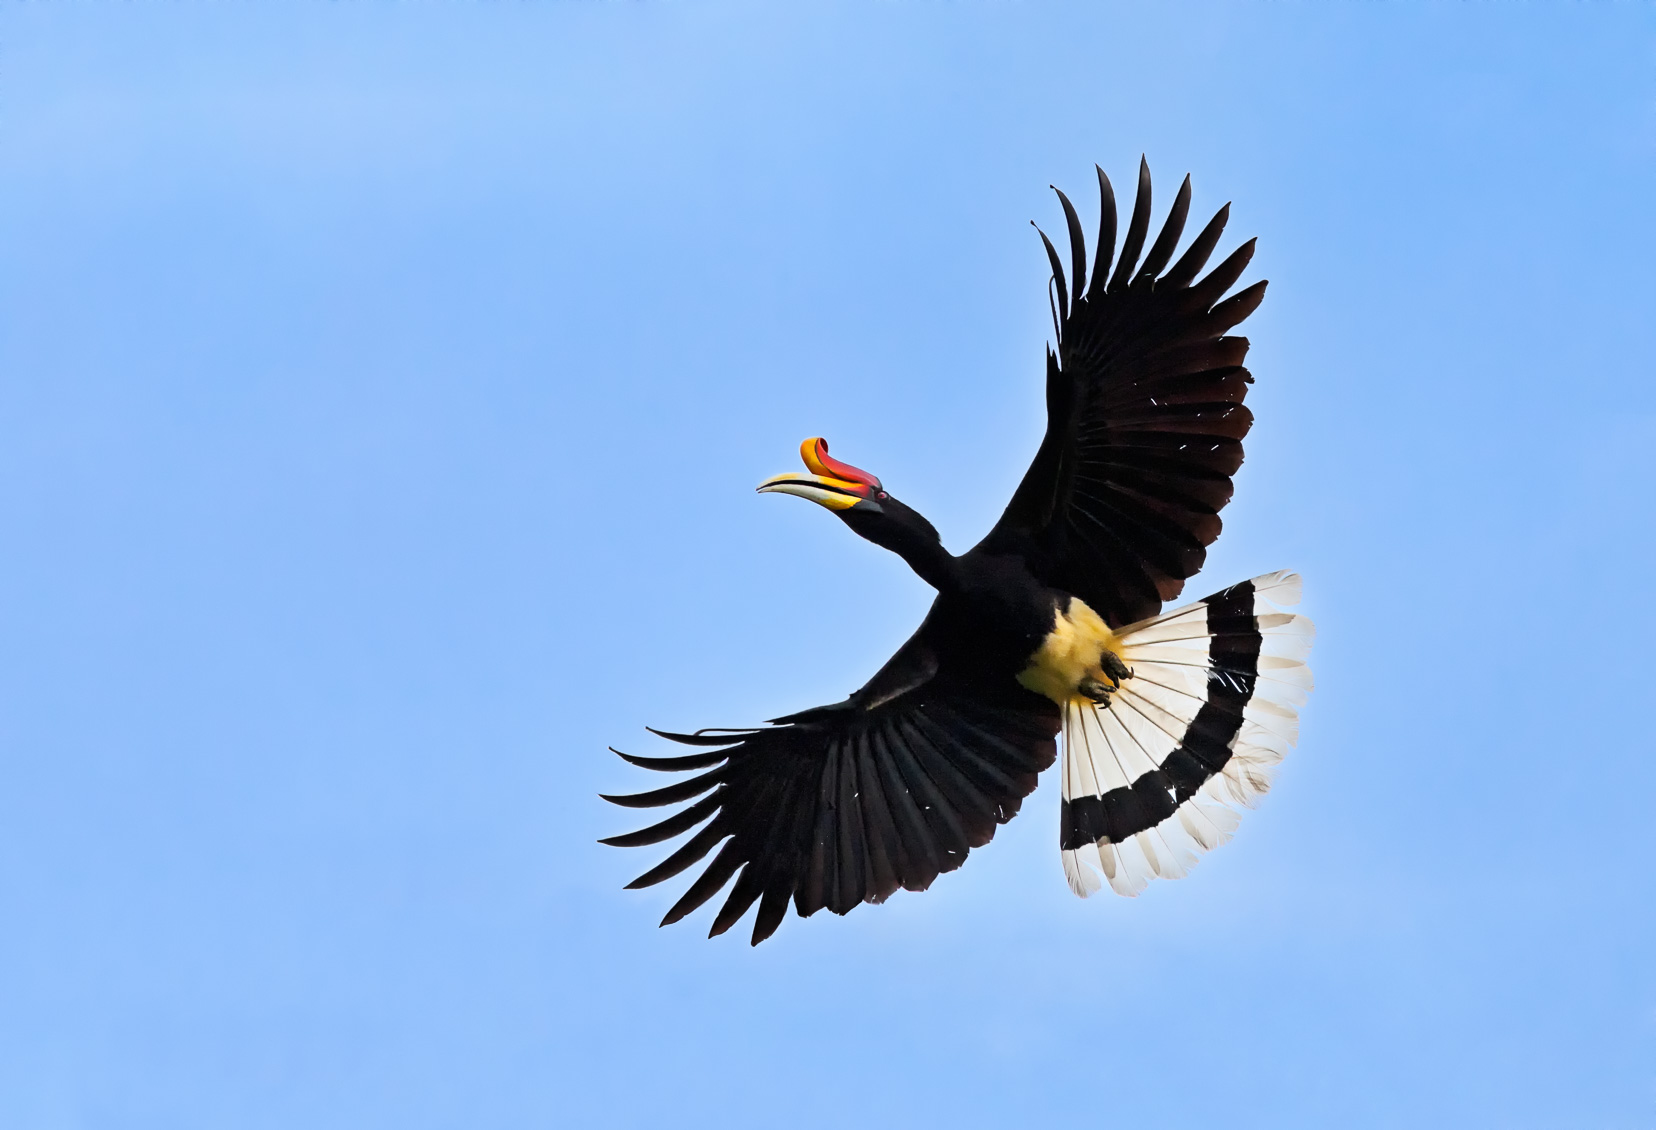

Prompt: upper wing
[
  {"left": 978, "top": 158, "right": 1267, "bottom": 628},
  {"left": 600, "top": 621, "right": 1059, "bottom": 945}
]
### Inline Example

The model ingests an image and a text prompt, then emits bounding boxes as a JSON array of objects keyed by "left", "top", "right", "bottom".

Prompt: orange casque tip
[{"left": 800, "top": 437, "right": 883, "bottom": 491}]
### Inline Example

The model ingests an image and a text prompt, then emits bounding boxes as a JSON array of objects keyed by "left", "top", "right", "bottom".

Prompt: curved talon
[
  {"left": 1100, "top": 651, "right": 1132, "bottom": 684},
  {"left": 1078, "top": 677, "right": 1116, "bottom": 704}
]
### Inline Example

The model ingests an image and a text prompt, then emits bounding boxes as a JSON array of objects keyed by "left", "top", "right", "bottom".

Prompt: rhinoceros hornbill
[{"left": 602, "top": 160, "right": 1314, "bottom": 944}]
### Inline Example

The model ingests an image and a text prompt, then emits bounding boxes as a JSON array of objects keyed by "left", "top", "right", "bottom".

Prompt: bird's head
[{"left": 757, "top": 438, "right": 944, "bottom": 561}]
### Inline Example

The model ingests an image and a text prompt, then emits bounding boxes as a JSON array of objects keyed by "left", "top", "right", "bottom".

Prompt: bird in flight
[{"left": 602, "top": 160, "right": 1314, "bottom": 945}]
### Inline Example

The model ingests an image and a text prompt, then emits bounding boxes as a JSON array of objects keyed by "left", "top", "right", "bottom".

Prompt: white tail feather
[{"left": 1060, "top": 571, "right": 1314, "bottom": 898}]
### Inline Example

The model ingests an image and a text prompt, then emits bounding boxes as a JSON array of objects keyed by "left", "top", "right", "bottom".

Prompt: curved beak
[{"left": 756, "top": 472, "right": 879, "bottom": 512}]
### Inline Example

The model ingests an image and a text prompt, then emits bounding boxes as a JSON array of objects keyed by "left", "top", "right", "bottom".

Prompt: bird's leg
[{"left": 1077, "top": 650, "right": 1134, "bottom": 706}]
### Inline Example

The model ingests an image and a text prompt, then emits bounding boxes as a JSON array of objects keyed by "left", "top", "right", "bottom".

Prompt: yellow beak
[{"left": 756, "top": 472, "right": 870, "bottom": 512}]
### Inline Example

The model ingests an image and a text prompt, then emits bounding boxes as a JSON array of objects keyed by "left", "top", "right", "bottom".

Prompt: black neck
[
  {"left": 896, "top": 535, "right": 962, "bottom": 593},
  {"left": 845, "top": 500, "right": 962, "bottom": 593}
]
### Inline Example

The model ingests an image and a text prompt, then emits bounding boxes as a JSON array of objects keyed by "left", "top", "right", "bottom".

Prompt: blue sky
[{"left": 3, "top": 3, "right": 1654, "bottom": 1127}]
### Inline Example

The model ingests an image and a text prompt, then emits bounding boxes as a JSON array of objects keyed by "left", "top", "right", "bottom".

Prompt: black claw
[
  {"left": 1100, "top": 651, "right": 1132, "bottom": 684},
  {"left": 1078, "top": 677, "right": 1115, "bottom": 704}
]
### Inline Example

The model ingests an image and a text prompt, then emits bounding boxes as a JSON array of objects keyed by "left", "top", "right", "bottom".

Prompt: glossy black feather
[
  {"left": 662, "top": 837, "right": 747, "bottom": 926},
  {"left": 1186, "top": 239, "right": 1257, "bottom": 312},
  {"left": 1162, "top": 203, "right": 1229, "bottom": 290},
  {"left": 710, "top": 776, "right": 804, "bottom": 937},
  {"left": 599, "top": 766, "right": 724, "bottom": 809},
  {"left": 1087, "top": 165, "right": 1116, "bottom": 301},
  {"left": 854, "top": 731, "right": 903, "bottom": 902},
  {"left": 647, "top": 726, "right": 761, "bottom": 747},
  {"left": 612, "top": 747, "right": 728, "bottom": 772},
  {"left": 897, "top": 717, "right": 997, "bottom": 845},
  {"left": 872, "top": 724, "right": 947, "bottom": 884},
  {"left": 624, "top": 821, "right": 727, "bottom": 890},
  {"left": 1034, "top": 223, "right": 1069, "bottom": 325},
  {"left": 1054, "top": 187, "right": 1088, "bottom": 303},
  {"left": 597, "top": 794, "right": 720, "bottom": 848},
  {"left": 832, "top": 741, "right": 867, "bottom": 913},
  {"left": 751, "top": 866, "right": 794, "bottom": 945},
  {"left": 708, "top": 861, "right": 768, "bottom": 938},
  {"left": 1108, "top": 157, "right": 1154, "bottom": 291},
  {"left": 1138, "top": 174, "right": 1191, "bottom": 284}
]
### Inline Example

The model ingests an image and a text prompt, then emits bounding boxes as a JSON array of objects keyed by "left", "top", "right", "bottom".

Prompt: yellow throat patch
[{"left": 1016, "top": 596, "right": 1125, "bottom": 706}]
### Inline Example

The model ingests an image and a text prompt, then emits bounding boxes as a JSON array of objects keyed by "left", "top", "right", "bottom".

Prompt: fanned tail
[{"left": 1060, "top": 570, "right": 1314, "bottom": 897}]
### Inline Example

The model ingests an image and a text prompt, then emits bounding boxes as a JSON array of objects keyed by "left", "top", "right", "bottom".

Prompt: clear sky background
[{"left": 3, "top": 3, "right": 1654, "bottom": 1127}]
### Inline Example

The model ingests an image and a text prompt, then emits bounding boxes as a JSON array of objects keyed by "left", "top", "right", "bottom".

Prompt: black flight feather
[
  {"left": 854, "top": 731, "right": 902, "bottom": 902},
  {"left": 1162, "top": 203, "right": 1230, "bottom": 290},
  {"left": 1185, "top": 238, "right": 1257, "bottom": 312},
  {"left": 1033, "top": 222, "right": 1069, "bottom": 324},
  {"left": 1138, "top": 173, "right": 1191, "bottom": 284},
  {"left": 1088, "top": 165, "right": 1117, "bottom": 300},
  {"left": 870, "top": 724, "right": 944, "bottom": 887},
  {"left": 624, "top": 820, "right": 728, "bottom": 890},
  {"left": 662, "top": 836, "right": 747, "bottom": 926},
  {"left": 751, "top": 866, "right": 794, "bottom": 946},
  {"left": 1109, "top": 157, "right": 1154, "bottom": 292},
  {"left": 646, "top": 727, "right": 759, "bottom": 746},
  {"left": 599, "top": 767, "right": 724, "bottom": 809},
  {"left": 597, "top": 793, "right": 720, "bottom": 848},
  {"left": 708, "top": 860, "right": 768, "bottom": 938},
  {"left": 1054, "top": 186, "right": 1088, "bottom": 303},
  {"left": 611, "top": 746, "right": 728, "bottom": 772}
]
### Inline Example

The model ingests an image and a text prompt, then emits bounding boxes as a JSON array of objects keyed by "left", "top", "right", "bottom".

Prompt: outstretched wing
[
  {"left": 979, "top": 158, "right": 1267, "bottom": 628},
  {"left": 600, "top": 623, "right": 1059, "bottom": 945}
]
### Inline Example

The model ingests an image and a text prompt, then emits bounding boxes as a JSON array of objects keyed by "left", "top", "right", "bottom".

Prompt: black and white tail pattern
[{"left": 1060, "top": 570, "right": 1313, "bottom": 897}]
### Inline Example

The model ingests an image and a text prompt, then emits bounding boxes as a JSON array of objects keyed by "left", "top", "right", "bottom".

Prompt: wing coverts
[{"left": 1059, "top": 570, "right": 1313, "bottom": 896}]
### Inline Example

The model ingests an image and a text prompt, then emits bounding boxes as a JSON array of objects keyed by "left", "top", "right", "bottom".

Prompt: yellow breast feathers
[{"left": 1016, "top": 597, "right": 1124, "bottom": 705}]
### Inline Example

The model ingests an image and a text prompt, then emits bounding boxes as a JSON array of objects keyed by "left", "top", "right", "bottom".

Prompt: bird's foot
[
  {"left": 1100, "top": 650, "right": 1133, "bottom": 684},
  {"left": 1078, "top": 652, "right": 1134, "bottom": 706}
]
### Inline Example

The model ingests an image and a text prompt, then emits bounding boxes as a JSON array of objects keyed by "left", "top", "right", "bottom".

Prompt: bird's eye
[{"left": 877, "top": 491, "right": 888, "bottom": 500}]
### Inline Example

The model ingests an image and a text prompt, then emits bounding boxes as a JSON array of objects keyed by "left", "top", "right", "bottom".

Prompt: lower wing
[{"left": 601, "top": 673, "right": 1059, "bottom": 945}]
